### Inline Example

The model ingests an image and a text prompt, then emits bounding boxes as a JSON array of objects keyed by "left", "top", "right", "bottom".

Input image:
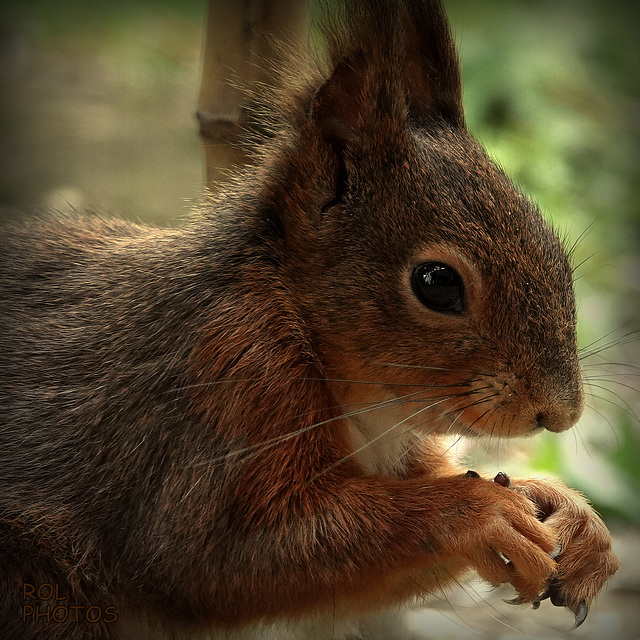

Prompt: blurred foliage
[
  {"left": 443, "top": 0, "right": 640, "bottom": 524},
  {"left": 0, "top": 0, "right": 638, "bottom": 522}
]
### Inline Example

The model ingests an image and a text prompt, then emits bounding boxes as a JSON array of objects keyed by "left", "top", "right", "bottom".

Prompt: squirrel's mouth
[
  {"left": 531, "top": 420, "right": 547, "bottom": 433},
  {"left": 445, "top": 377, "right": 583, "bottom": 438}
]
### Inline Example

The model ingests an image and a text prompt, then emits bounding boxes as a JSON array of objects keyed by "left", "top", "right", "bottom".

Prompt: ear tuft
[
  {"left": 403, "top": 0, "right": 464, "bottom": 126},
  {"left": 309, "top": 0, "right": 464, "bottom": 148}
]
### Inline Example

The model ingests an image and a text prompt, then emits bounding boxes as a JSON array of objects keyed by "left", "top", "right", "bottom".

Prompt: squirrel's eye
[{"left": 412, "top": 262, "right": 465, "bottom": 314}]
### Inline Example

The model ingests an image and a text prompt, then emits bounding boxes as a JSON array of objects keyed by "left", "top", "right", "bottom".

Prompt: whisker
[
  {"left": 188, "top": 386, "right": 445, "bottom": 468},
  {"left": 400, "top": 385, "right": 494, "bottom": 403},
  {"left": 306, "top": 397, "right": 456, "bottom": 483},
  {"left": 386, "top": 441, "right": 417, "bottom": 471},
  {"left": 300, "top": 377, "right": 485, "bottom": 388},
  {"left": 582, "top": 360, "right": 640, "bottom": 369},
  {"left": 169, "top": 376, "right": 483, "bottom": 393},
  {"left": 567, "top": 199, "right": 633, "bottom": 259},
  {"left": 442, "top": 393, "right": 501, "bottom": 417},
  {"left": 388, "top": 390, "right": 489, "bottom": 441},
  {"left": 384, "top": 408, "right": 463, "bottom": 469},
  {"left": 584, "top": 386, "right": 639, "bottom": 424},
  {"left": 571, "top": 248, "right": 606, "bottom": 276},
  {"left": 566, "top": 213, "right": 603, "bottom": 258},
  {"left": 162, "top": 375, "right": 486, "bottom": 417},
  {"left": 187, "top": 369, "right": 495, "bottom": 470},
  {"left": 434, "top": 568, "right": 526, "bottom": 635},
  {"left": 442, "top": 434, "right": 465, "bottom": 456},
  {"left": 580, "top": 342, "right": 639, "bottom": 362},
  {"left": 468, "top": 408, "right": 493, "bottom": 436},
  {"left": 579, "top": 328, "right": 640, "bottom": 359},
  {"left": 582, "top": 400, "right": 621, "bottom": 449},
  {"left": 583, "top": 376, "right": 639, "bottom": 394},
  {"left": 397, "top": 392, "right": 500, "bottom": 443},
  {"left": 191, "top": 389, "right": 462, "bottom": 467},
  {"left": 444, "top": 407, "right": 467, "bottom": 435},
  {"left": 481, "top": 405, "right": 502, "bottom": 442},
  {"left": 384, "top": 402, "right": 473, "bottom": 466},
  {"left": 405, "top": 574, "right": 482, "bottom": 634},
  {"left": 379, "top": 361, "right": 496, "bottom": 378},
  {"left": 573, "top": 422, "right": 590, "bottom": 459},
  {"left": 456, "top": 579, "right": 522, "bottom": 634}
]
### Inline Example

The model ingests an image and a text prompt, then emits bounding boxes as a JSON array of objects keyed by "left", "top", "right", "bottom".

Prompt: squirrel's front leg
[
  {"left": 497, "top": 474, "right": 619, "bottom": 627},
  {"left": 227, "top": 469, "right": 559, "bottom": 624}
]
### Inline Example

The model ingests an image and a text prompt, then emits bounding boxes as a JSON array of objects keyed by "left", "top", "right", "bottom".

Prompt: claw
[
  {"left": 532, "top": 589, "right": 588, "bottom": 629},
  {"left": 570, "top": 600, "right": 588, "bottom": 630},
  {"left": 537, "top": 584, "right": 553, "bottom": 603},
  {"left": 504, "top": 595, "right": 544, "bottom": 610},
  {"left": 537, "top": 578, "right": 564, "bottom": 606},
  {"left": 548, "top": 580, "right": 566, "bottom": 607},
  {"left": 493, "top": 471, "right": 510, "bottom": 487}
]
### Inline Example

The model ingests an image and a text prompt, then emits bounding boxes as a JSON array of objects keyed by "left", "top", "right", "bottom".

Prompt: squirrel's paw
[
  {"left": 498, "top": 474, "right": 619, "bottom": 628},
  {"left": 452, "top": 472, "right": 559, "bottom": 603}
]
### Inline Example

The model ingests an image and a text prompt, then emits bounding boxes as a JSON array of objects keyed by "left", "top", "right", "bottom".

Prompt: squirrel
[{"left": 0, "top": 1, "right": 619, "bottom": 639}]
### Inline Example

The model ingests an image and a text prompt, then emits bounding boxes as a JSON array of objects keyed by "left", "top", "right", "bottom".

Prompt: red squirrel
[{"left": 0, "top": 1, "right": 619, "bottom": 638}]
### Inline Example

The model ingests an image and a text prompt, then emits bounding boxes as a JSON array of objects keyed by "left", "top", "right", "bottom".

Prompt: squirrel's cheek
[{"left": 320, "top": 338, "right": 582, "bottom": 443}]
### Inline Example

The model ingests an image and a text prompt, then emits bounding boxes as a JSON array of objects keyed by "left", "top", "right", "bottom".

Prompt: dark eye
[{"left": 412, "top": 262, "right": 465, "bottom": 313}]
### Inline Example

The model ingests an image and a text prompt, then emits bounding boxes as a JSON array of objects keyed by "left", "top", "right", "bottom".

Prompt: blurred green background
[{"left": 0, "top": 0, "right": 638, "bottom": 526}]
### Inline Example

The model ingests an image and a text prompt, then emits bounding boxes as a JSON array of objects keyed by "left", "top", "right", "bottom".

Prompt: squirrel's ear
[
  {"left": 310, "top": 53, "right": 368, "bottom": 150},
  {"left": 403, "top": 0, "right": 464, "bottom": 127},
  {"left": 309, "top": 0, "right": 464, "bottom": 149}
]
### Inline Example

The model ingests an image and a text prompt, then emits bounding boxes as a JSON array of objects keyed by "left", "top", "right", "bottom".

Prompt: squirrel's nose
[
  {"left": 535, "top": 396, "right": 583, "bottom": 433},
  {"left": 531, "top": 362, "right": 584, "bottom": 433}
]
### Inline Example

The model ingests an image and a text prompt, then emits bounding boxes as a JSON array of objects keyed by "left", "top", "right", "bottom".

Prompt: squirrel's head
[{"left": 248, "top": 0, "right": 583, "bottom": 441}]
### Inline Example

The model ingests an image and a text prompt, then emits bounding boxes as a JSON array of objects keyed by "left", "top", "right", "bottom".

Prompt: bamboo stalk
[{"left": 197, "top": 0, "right": 309, "bottom": 187}]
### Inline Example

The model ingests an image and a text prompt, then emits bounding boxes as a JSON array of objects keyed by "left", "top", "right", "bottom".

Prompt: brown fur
[{"left": 0, "top": 1, "right": 618, "bottom": 638}]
